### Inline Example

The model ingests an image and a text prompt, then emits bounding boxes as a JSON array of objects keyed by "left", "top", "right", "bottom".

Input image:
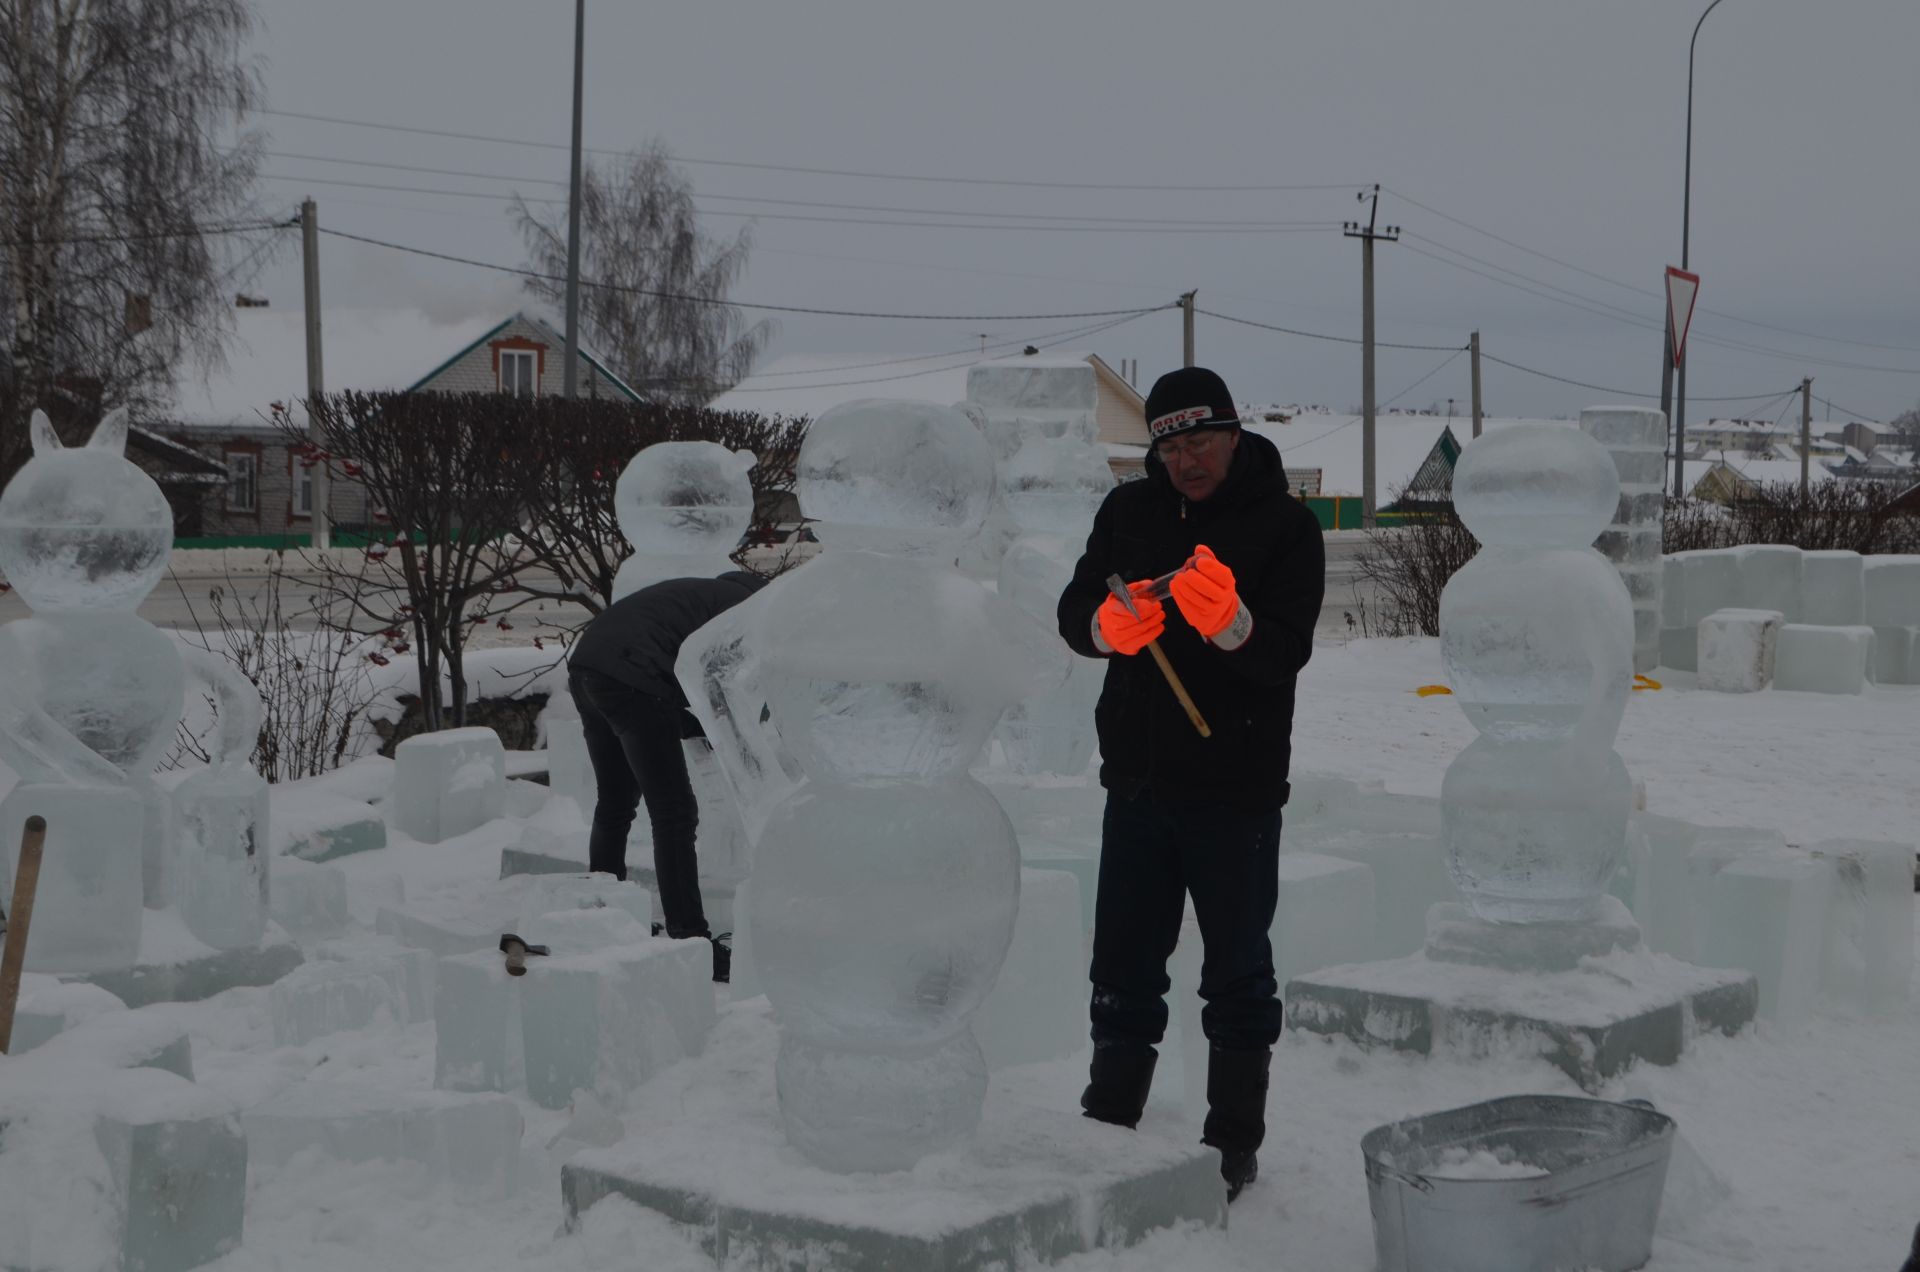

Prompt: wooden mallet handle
[
  {"left": 0, "top": 814, "right": 49, "bottom": 1055},
  {"left": 1106, "top": 575, "right": 1212, "bottom": 738}
]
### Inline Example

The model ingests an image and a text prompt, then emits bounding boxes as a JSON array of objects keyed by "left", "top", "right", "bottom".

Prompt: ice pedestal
[
  {"left": 433, "top": 929, "right": 714, "bottom": 1109},
  {"left": 1871, "top": 626, "right": 1917, "bottom": 684},
  {"left": 1815, "top": 838, "right": 1916, "bottom": 1014},
  {"left": 1696, "top": 608, "right": 1783, "bottom": 693},
  {"left": 1773, "top": 623, "right": 1875, "bottom": 694},
  {"left": 559, "top": 1008, "right": 1223, "bottom": 1272},
  {"left": 269, "top": 947, "right": 436, "bottom": 1046},
  {"left": 71, "top": 909, "right": 304, "bottom": 1008},
  {"left": 0, "top": 782, "right": 145, "bottom": 972},
  {"left": 1286, "top": 917, "right": 1758, "bottom": 1092},
  {"left": 971, "top": 868, "right": 1086, "bottom": 1070},
  {"left": 389, "top": 727, "right": 507, "bottom": 842},
  {"left": 242, "top": 1082, "right": 522, "bottom": 1198},
  {"left": 1660, "top": 550, "right": 1741, "bottom": 671}
]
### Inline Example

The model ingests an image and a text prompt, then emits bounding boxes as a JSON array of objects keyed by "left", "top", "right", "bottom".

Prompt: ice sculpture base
[
  {"left": 1423, "top": 895, "right": 1643, "bottom": 973},
  {"left": 64, "top": 911, "right": 304, "bottom": 1008},
  {"left": 561, "top": 1014, "right": 1224, "bottom": 1272},
  {"left": 1285, "top": 941, "right": 1757, "bottom": 1093}
]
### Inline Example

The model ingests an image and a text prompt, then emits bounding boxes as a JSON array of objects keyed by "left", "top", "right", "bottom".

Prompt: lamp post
[{"left": 1669, "top": 0, "right": 1728, "bottom": 498}]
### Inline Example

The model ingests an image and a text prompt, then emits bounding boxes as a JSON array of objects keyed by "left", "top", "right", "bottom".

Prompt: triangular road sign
[{"left": 1666, "top": 266, "right": 1701, "bottom": 367}]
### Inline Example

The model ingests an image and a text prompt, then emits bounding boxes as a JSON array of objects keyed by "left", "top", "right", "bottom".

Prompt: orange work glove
[
  {"left": 1095, "top": 580, "right": 1166, "bottom": 656},
  {"left": 1169, "top": 544, "right": 1241, "bottom": 639}
]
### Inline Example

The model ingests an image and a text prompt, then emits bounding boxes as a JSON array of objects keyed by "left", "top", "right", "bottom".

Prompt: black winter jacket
[
  {"left": 568, "top": 571, "right": 767, "bottom": 707},
  {"left": 1057, "top": 430, "right": 1324, "bottom": 809}
]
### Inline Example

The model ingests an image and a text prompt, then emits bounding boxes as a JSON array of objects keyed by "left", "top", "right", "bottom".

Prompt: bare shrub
[
  {"left": 1663, "top": 482, "right": 1920, "bottom": 555},
  {"left": 164, "top": 553, "right": 386, "bottom": 781},
  {"left": 1354, "top": 505, "right": 1480, "bottom": 638}
]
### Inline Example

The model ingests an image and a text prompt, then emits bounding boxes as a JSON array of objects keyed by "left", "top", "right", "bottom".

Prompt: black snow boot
[
  {"left": 710, "top": 933, "right": 732, "bottom": 984},
  {"left": 1080, "top": 1045, "right": 1158, "bottom": 1130},
  {"left": 1201, "top": 1045, "right": 1271, "bottom": 1202}
]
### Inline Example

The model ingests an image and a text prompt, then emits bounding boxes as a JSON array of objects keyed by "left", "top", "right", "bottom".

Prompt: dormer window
[{"left": 500, "top": 348, "right": 537, "bottom": 397}]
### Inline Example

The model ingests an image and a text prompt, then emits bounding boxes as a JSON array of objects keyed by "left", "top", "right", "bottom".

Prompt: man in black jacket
[
  {"left": 567, "top": 570, "right": 767, "bottom": 965},
  {"left": 1057, "top": 366, "right": 1325, "bottom": 1201}
]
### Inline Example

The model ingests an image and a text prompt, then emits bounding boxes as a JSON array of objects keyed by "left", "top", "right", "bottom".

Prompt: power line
[
  {"left": 313, "top": 224, "right": 1181, "bottom": 322},
  {"left": 1194, "top": 305, "right": 1464, "bottom": 352},
  {"left": 257, "top": 152, "right": 1340, "bottom": 228},
  {"left": 1380, "top": 349, "right": 1465, "bottom": 409},
  {"left": 1814, "top": 395, "right": 1884, "bottom": 424},
  {"left": 1481, "top": 351, "right": 1797, "bottom": 404},
  {"left": 1387, "top": 186, "right": 1920, "bottom": 357},
  {"left": 1403, "top": 238, "right": 1920, "bottom": 377},
  {"left": 264, "top": 174, "right": 1337, "bottom": 233},
  {"left": 261, "top": 108, "right": 1364, "bottom": 192},
  {"left": 0, "top": 219, "right": 289, "bottom": 248}
]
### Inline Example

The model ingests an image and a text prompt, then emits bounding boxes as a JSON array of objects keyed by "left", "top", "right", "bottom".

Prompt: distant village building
[{"left": 148, "top": 308, "right": 638, "bottom": 544}]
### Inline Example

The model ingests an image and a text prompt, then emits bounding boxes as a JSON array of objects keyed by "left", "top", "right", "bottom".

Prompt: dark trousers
[
  {"left": 1088, "top": 788, "right": 1282, "bottom": 1055},
  {"left": 569, "top": 667, "right": 710, "bottom": 939}
]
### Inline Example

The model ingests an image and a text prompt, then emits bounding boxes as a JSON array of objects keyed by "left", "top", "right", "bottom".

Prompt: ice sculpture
[
  {"left": 605, "top": 440, "right": 760, "bottom": 887},
  {"left": 1438, "top": 423, "right": 1635, "bottom": 921},
  {"left": 677, "top": 398, "right": 1069, "bottom": 1171},
  {"left": 0, "top": 410, "right": 180, "bottom": 970},
  {"left": 967, "top": 362, "right": 1113, "bottom": 775},
  {"left": 610, "top": 441, "right": 757, "bottom": 600}
]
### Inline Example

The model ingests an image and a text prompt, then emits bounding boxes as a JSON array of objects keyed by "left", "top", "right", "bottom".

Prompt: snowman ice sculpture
[
  {"left": 605, "top": 440, "right": 760, "bottom": 886},
  {"left": 993, "top": 409, "right": 1113, "bottom": 775},
  {"left": 610, "top": 441, "right": 757, "bottom": 601},
  {"left": 1438, "top": 423, "right": 1635, "bottom": 922},
  {"left": 677, "top": 399, "right": 1068, "bottom": 1171}
]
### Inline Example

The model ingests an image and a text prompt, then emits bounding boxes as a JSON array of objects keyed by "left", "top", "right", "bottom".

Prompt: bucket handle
[{"left": 1367, "top": 1159, "right": 1436, "bottom": 1194}]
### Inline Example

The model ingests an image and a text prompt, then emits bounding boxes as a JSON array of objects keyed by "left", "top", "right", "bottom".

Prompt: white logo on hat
[{"left": 1149, "top": 405, "right": 1213, "bottom": 438}]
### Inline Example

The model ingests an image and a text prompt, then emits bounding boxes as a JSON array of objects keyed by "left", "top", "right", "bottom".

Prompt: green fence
[{"left": 1301, "top": 497, "right": 1427, "bottom": 530}]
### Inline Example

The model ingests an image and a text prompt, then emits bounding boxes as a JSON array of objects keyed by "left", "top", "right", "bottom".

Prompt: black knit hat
[{"left": 1144, "top": 366, "right": 1240, "bottom": 444}]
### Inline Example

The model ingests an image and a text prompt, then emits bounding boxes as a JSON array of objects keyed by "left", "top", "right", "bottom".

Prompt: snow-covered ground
[{"left": 6, "top": 637, "right": 1917, "bottom": 1272}]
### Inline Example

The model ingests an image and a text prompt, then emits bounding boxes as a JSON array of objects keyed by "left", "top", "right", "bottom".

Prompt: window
[
  {"left": 500, "top": 349, "right": 537, "bottom": 397},
  {"left": 227, "top": 451, "right": 258, "bottom": 512},
  {"left": 293, "top": 460, "right": 314, "bottom": 519}
]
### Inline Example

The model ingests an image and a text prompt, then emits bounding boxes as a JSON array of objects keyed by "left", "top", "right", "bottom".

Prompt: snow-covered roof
[
  {"left": 1241, "top": 412, "right": 1560, "bottom": 497},
  {"left": 711, "top": 349, "right": 1112, "bottom": 421},
  {"left": 163, "top": 307, "right": 507, "bottom": 431}
]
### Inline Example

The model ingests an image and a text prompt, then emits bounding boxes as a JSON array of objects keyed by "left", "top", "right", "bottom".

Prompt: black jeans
[
  {"left": 569, "top": 667, "right": 710, "bottom": 939},
  {"left": 1088, "top": 788, "right": 1282, "bottom": 1055}
]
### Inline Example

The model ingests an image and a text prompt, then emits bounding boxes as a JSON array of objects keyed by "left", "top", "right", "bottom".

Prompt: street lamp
[{"left": 1667, "top": 0, "right": 1728, "bottom": 498}]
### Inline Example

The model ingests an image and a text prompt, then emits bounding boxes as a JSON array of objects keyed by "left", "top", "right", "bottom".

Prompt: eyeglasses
[{"left": 1154, "top": 430, "right": 1226, "bottom": 461}]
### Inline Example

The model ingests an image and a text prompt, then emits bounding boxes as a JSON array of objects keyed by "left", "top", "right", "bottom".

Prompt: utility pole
[
  {"left": 1469, "top": 330, "right": 1484, "bottom": 439},
  {"left": 1661, "top": 321, "right": 1679, "bottom": 495},
  {"left": 1180, "top": 291, "right": 1196, "bottom": 368},
  {"left": 1799, "top": 376, "right": 1813, "bottom": 497},
  {"left": 562, "top": 0, "right": 586, "bottom": 399},
  {"left": 1344, "top": 186, "right": 1400, "bottom": 528},
  {"left": 300, "top": 199, "right": 330, "bottom": 550}
]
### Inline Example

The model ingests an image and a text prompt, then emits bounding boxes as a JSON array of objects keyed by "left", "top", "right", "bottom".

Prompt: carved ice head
[
  {"left": 614, "top": 441, "right": 758, "bottom": 558},
  {"left": 0, "top": 410, "right": 173, "bottom": 613},
  {"left": 1452, "top": 422, "right": 1620, "bottom": 550},
  {"left": 798, "top": 399, "right": 995, "bottom": 555}
]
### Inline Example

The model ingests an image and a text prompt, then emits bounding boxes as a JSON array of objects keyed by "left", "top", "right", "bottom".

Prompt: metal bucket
[{"left": 1362, "top": 1095, "right": 1675, "bottom": 1272}]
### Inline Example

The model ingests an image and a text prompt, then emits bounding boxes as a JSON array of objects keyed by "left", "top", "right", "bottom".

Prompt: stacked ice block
[{"left": 1581, "top": 406, "right": 1669, "bottom": 673}]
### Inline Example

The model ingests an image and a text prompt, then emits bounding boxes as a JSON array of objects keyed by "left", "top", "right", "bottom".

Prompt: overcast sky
[{"left": 241, "top": 0, "right": 1920, "bottom": 424}]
